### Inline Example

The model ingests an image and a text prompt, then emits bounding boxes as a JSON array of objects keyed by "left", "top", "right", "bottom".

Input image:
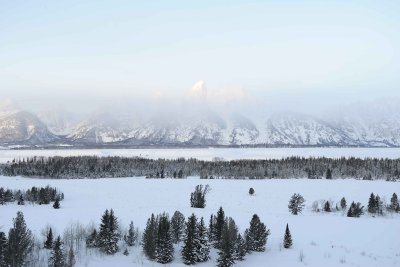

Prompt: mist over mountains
[{"left": 1, "top": 84, "right": 400, "bottom": 148}]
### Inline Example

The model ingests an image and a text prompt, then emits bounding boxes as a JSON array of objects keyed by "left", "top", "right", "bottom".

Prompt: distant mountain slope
[{"left": 1, "top": 98, "right": 400, "bottom": 147}]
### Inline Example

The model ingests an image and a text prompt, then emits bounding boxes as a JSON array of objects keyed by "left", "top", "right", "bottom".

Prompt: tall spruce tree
[
  {"left": 390, "top": 193, "right": 399, "bottom": 212},
  {"left": 208, "top": 214, "right": 216, "bottom": 243},
  {"left": 245, "top": 214, "right": 269, "bottom": 252},
  {"left": 44, "top": 227, "right": 54, "bottom": 249},
  {"left": 142, "top": 214, "right": 158, "bottom": 260},
  {"left": 195, "top": 217, "right": 210, "bottom": 262},
  {"left": 0, "top": 232, "right": 7, "bottom": 267},
  {"left": 124, "top": 221, "right": 138, "bottom": 246},
  {"left": 171, "top": 211, "right": 185, "bottom": 243},
  {"left": 6, "top": 211, "right": 33, "bottom": 267},
  {"left": 214, "top": 207, "right": 225, "bottom": 248},
  {"left": 283, "top": 224, "right": 293, "bottom": 249},
  {"left": 86, "top": 229, "right": 98, "bottom": 248},
  {"left": 368, "top": 193, "right": 377, "bottom": 213},
  {"left": 182, "top": 214, "right": 197, "bottom": 265},
  {"left": 217, "top": 218, "right": 238, "bottom": 267},
  {"left": 155, "top": 213, "right": 174, "bottom": 264},
  {"left": 48, "top": 236, "right": 66, "bottom": 267},
  {"left": 98, "top": 209, "right": 119, "bottom": 254},
  {"left": 324, "top": 201, "right": 331, "bottom": 212}
]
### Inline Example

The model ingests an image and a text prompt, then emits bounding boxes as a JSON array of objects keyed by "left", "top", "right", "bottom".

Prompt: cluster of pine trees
[
  {"left": 0, "top": 185, "right": 64, "bottom": 205},
  {"left": 304, "top": 192, "right": 400, "bottom": 217},
  {"left": 2, "top": 155, "right": 400, "bottom": 180}
]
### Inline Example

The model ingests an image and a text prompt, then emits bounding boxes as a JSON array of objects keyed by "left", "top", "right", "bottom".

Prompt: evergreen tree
[
  {"left": 249, "top": 188, "right": 255, "bottom": 195},
  {"left": 283, "top": 224, "right": 292, "bottom": 249},
  {"left": 6, "top": 211, "right": 33, "bottom": 267},
  {"left": 340, "top": 197, "right": 347, "bottom": 210},
  {"left": 171, "top": 211, "right": 185, "bottom": 243},
  {"left": 245, "top": 214, "right": 269, "bottom": 252},
  {"left": 195, "top": 217, "right": 210, "bottom": 262},
  {"left": 217, "top": 218, "right": 238, "bottom": 267},
  {"left": 0, "top": 232, "right": 7, "bottom": 267},
  {"left": 142, "top": 214, "right": 158, "bottom": 260},
  {"left": 44, "top": 227, "right": 54, "bottom": 249},
  {"left": 347, "top": 202, "right": 364, "bottom": 217},
  {"left": 214, "top": 207, "right": 225, "bottom": 248},
  {"left": 124, "top": 221, "right": 138, "bottom": 246},
  {"left": 234, "top": 233, "right": 246, "bottom": 261},
  {"left": 155, "top": 213, "right": 174, "bottom": 264},
  {"left": 375, "top": 194, "right": 383, "bottom": 215},
  {"left": 182, "top": 214, "right": 197, "bottom": 265},
  {"left": 326, "top": 168, "right": 332, "bottom": 179},
  {"left": 208, "top": 214, "right": 216, "bottom": 243},
  {"left": 123, "top": 248, "right": 129, "bottom": 256},
  {"left": 98, "top": 209, "right": 119, "bottom": 255},
  {"left": 390, "top": 193, "right": 399, "bottom": 212},
  {"left": 324, "top": 201, "right": 331, "bottom": 212},
  {"left": 190, "top": 185, "right": 210, "bottom": 208},
  {"left": 368, "top": 193, "right": 377, "bottom": 213},
  {"left": 48, "top": 236, "right": 65, "bottom": 267},
  {"left": 66, "top": 246, "right": 76, "bottom": 267},
  {"left": 86, "top": 229, "right": 98, "bottom": 248},
  {"left": 53, "top": 198, "right": 60, "bottom": 209},
  {"left": 288, "top": 193, "right": 305, "bottom": 215}
]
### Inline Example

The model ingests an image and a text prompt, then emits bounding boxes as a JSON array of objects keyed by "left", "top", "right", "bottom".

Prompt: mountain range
[{"left": 1, "top": 97, "right": 400, "bottom": 147}]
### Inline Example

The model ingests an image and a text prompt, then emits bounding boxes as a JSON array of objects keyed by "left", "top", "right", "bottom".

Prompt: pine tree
[
  {"left": 6, "top": 211, "right": 33, "bottom": 267},
  {"left": 195, "top": 217, "right": 210, "bottom": 262},
  {"left": 340, "top": 197, "right": 347, "bottom": 210},
  {"left": 123, "top": 248, "right": 129, "bottom": 256},
  {"left": 324, "top": 201, "right": 331, "bottom": 212},
  {"left": 208, "top": 214, "right": 215, "bottom": 243},
  {"left": 217, "top": 218, "right": 238, "bottom": 267},
  {"left": 190, "top": 185, "right": 210, "bottom": 208},
  {"left": 0, "top": 232, "right": 7, "bottom": 267},
  {"left": 86, "top": 229, "right": 98, "bottom": 248},
  {"left": 390, "top": 193, "right": 399, "bottom": 212},
  {"left": 249, "top": 188, "right": 255, "bottom": 195},
  {"left": 66, "top": 246, "right": 76, "bottom": 267},
  {"left": 375, "top": 194, "right": 383, "bottom": 215},
  {"left": 98, "top": 209, "right": 119, "bottom": 254},
  {"left": 155, "top": 213, "right": 174, "bottom": 264},
  {"left": 182, "top": 214, "right": 197, "bottom": 265},
  {"left": 48, "top": 236, "right": 66, "bottom": 267},
  {"left": 142, "top": 214, "right": 158, "bottom": 260},
  {"left": 44, "top": 227, "right": 54, "bottom": 249},
  {"left": 347, "top": 202, "right": 364, "bottom": 218},
  {"left": 234, "top": 233, "right": 246, "bottom": 261},
  {"left": 326, "top": 168, "right": 332, "bottom": 179},
  {"left": 171, "top": 211, "right": 185, "bottom": 243},
  {"left": 283, "top": 224, "right": 292, "bottom": 249},
  {"left": 368, "top": 193, "right": 377, "bottom": 213},
  {"left": 214, "top": 207, "right": 225, "bottom": 248},
  {"left": 53, "top": 198, "right": 60, "bottom": 209},
  {"left": 288, "top": 193, "right": 305, "bottom": 215},
  {"left": 245, "top": 214, "right": 270, "bottom": 252},
  {"left": 124, "top": 221, "right": 138, "bottom": 246}
]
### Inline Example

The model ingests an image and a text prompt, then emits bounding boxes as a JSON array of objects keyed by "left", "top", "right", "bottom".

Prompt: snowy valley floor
[{"left": 0, "top": 176, "right": 399, "bottom": 267}]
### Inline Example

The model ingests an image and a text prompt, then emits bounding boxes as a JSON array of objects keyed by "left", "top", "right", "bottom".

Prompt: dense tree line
[
  {"left": 2, "top": 156, "right": 400, "bottom": 180},
  {"left": 0, "top": 186, "right": 64, "bottom": 205}
]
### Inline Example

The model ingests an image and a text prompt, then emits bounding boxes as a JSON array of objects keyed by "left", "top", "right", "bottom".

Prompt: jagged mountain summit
[{"left": 1, "top": 98, "right": 400, "bottom": 147}]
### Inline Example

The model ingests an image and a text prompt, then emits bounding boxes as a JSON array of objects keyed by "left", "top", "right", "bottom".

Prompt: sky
[{"left": 0, "top": 0, "right": 400, "bottom": 115}]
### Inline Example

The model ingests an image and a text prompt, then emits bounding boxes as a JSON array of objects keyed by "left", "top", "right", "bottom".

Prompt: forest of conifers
[{"left": 1, "top": 156, "right": 400, "bottom": 180}]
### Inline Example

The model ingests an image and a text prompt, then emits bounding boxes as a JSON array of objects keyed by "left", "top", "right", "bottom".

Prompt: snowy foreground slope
[{"left": 1, "top": 176, "right": 400, "bottom": 267}]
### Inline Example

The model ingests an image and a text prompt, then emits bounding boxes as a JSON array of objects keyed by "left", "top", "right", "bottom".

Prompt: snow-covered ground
[
  {"left": 0, "top": 176, "right": 399, "bottom": 266},
  {"left": 0, "top": 147, "right": 400, "bottom": 163}
]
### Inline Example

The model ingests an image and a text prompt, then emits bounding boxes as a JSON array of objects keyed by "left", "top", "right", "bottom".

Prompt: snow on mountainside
[
  {"left": 1, "top": 98, "right": 400, "bottom": 147},
  {"left": 0, "top": 111, "right": 59, "bottom": 144},
  {"left": 262, "top": 112, "right": 354, "bottom": 146}
]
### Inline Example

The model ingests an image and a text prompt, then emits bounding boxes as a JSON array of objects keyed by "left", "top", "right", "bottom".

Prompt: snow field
[{"left": 0, "top": 177, "right": 400, "bottom": 266}]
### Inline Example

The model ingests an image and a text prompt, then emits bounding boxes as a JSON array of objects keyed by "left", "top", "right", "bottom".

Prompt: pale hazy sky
[{"left": 0, "top": 0, "right": 399, "bottom": 113}]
